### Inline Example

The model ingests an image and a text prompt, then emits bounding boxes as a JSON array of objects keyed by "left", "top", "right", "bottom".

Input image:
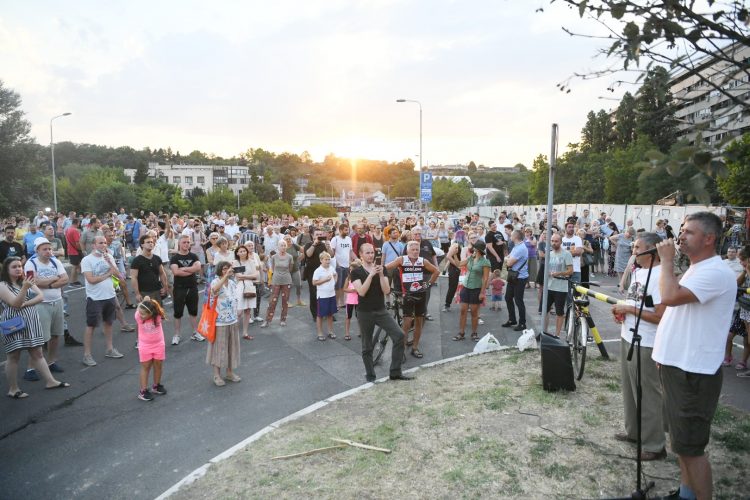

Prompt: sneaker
[
  {"left": 280, "top": 320, "right": 287, "bottom": 326},
  {"left": 254, "top": 315, "right": 262, "bottom": 321},
  {"left": 478, "top": 318, "right": 485, "bottom": 325},
  {"left": 121, "top": 324, "right": 136, "bottom": 332},
  {"left": 171, "top": 335, "right": 181, "bottom": 346},
  {"left": 23, "top": 369, "right": 40, "bottom": 381},
  {"left": 152, "top": 383, "right": 167, "bottom": 395},
  {"left": 248, "top": 317, "right": 254, "bottom": 324},
  {"left": 105, "top": 348, "right": 124, "bottom": 359},
  {"left": 82, "top": 354, "right": 97, "bottom": 367},
  {"left": 260, "top": 321, "right": 269, "bottom": 328},
  {"left": 191, "top": 332, "right": 206, "bottom": 342},
  {"left": 138, "top": 389, "right": 154, "bottom": 401},
  {"left": 48, "top": 362, "right": 65, "bottom": 373}
]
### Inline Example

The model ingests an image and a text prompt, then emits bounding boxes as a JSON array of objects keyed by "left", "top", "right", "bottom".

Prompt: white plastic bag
[
  {"left": 473, "top": 333, "right": 505, "bottom": 354},
  {"left": 516, "top": 328, "right": 537, "bottom": 352}
]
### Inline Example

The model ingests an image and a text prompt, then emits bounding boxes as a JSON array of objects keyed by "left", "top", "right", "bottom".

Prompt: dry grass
[{"left": 174, "top": 351, "right": 749, "bottom": 499}]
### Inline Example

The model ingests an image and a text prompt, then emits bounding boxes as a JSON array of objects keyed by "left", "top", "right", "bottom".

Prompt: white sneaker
[
  {"left": 260, "top": 321, "right": 269, "bottom": 328},
  {"left": 478, "top": 318, "right": 485, "bottom": 325},
  {"left": 82, "top": 354, "right": 97, "bottom": 367},
  {"left": 248, "top": 317, "right": 254, "bottom": 324},
  {"left": 172, "top": 335, "right": 181, "bottom": 345},
  {"left": 254, "top": 315, "right": 262, "bottom": 321},
  {"left": 105, "top": 348, "right": 124, "bottom": 359},
  {"left": 191, "top": 332, "right": 206, "bottom": 342}
]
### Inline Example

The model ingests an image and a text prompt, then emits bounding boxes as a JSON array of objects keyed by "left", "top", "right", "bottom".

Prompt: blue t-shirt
[
  {"left": 23, "top": 230, "right": 43, "bottom": 256},
  {"left": 381, "top": 240, "right": 404, "bottom": 266},
  {"left": 509, "top": 243, "right": 529, "bottom": 279}
]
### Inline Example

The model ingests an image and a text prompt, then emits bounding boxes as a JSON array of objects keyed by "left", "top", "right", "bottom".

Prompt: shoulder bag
[
  {"left": 0, "top": 316, "right": 26, "bottom": 336},
  {"left": 506, "top": 256, "right": 527, "bottom": 284}
]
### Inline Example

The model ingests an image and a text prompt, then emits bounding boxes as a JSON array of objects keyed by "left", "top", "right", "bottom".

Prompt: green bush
[
  {"left": 298, "top": 204, "right": 338, "bottom": 218},
  {"left": 239, "top": 200, "right": 297, "bottom": 220}
]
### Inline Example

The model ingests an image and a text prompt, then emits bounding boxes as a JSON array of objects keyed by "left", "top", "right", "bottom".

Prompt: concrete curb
[{"left": 155, "top": 351, "right": 482, "bottom": 499}]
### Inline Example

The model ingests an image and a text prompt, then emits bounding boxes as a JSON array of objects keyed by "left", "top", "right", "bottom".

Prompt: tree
[
  {"left": 467, "top": 161, "right": 477, "bottom": 173},
  {"left": 89, "top": 182, "right": 138, "bottom": 214},
  {"left": 390, "top": 175, "right": 419, "bottom": 199},
  {"left": 553, "top": 0, "right": 750, "bottom": 114},
  {"left": 0, "top": 81, "right": 47, "bottom": 215},
  {"left": 133, "top": 161, "right": 150, "bottom": 184},
  {"left": 203, "top": 187, "right": 236, "bottom": 213},
  {"left": 718, "top": 134, "right": 750, "bottom": 205},
  {"left": 489, "top": 192, "right": 508, "bottom": 205},
  {"left": 635, "top": 66, "right": 678, "bottom": 153},
  {"left": 580, "top": 110, "right": 613, "bottom": 153},
  {"left": 250, "top": 182, "right": 280, "bottom": 203},
  {"left": 614, "top": 92, "right": 637, "bottom": 148},
  {"left": 528, "top": 155, "right": 549, "bottom": 204},
  {"left": 431, "top": 179, "right": 473, "bottom": 211}
]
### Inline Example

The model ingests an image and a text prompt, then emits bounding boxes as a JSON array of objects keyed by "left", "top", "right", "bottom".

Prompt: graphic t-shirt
[
  {"left": 331, "top": 235, "right": 352, "bottom": 268},
  {"left": 170, "top": 252, "right": 199, "bottom": 288}
]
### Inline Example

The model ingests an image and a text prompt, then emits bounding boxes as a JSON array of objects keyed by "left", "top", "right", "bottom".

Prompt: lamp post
[
  {"left": 396, "top": 98, "right": 422, "bottom": 210},
  {"left": 50, "top": 112, "right": 72, "bottom": 213}
]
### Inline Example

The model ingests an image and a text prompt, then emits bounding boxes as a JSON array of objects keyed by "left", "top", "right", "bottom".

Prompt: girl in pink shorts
[{"left": 135, "top": 297, "right": 167, "bottom": 402}]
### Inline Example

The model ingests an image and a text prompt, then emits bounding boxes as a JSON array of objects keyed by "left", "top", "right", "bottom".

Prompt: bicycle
[
  {"left": 562, "top": 279, "right": 610, "bottom": 380},
  {"left": 372, "top": 290, "right": 404, "bottom": 365}
]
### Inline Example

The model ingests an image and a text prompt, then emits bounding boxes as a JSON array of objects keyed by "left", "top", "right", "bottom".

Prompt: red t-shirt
[{"left": 65, "top": 227, "right": 81, "bottom": 255}]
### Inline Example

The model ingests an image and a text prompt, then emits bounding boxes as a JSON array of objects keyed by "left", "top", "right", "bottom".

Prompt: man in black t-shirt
[
  {"left": 0, "top": 226, "right": 25, "bottom": 263},
  {"left": 485, "top": 221, "right": 506, "bottom": 271},
  {"left": 304, "top": 229, "right": 333, "bottom": 321},
  {"left": 130, "top": 234, "right": 167, "bottom": 304},
  {"left": 350, "top": 243, "right": 411, "bottom": 383},
  {"left": 170, "top": 235, "right": 202, "bottom": 344}
]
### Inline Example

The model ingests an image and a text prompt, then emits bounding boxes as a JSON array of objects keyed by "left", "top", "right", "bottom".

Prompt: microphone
[{"left": 635, "top": 248, "right": 658, "bottom": 257}]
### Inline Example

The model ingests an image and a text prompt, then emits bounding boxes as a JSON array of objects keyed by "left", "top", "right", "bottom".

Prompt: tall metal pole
[
  {"left": 50, "top": 112, "right": 72, "bottom": 213},
  {"left": 396, "top": 99, "right": 422, "bottom": 211},
  {"left": 540, "top": 124, "right": 558, "bottom": 331}
]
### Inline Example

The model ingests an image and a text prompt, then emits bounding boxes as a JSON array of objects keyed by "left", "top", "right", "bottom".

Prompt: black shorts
[
  {"left": 660, "top": 365, "right": 723, "bottom": 456},
  {"left": 546, "top": 290, "right": 566, "bottom": 315},
  {"left": 459, "top": 287, "right": 483, "bottom": 305},
  {"left": 346, "top": 303, "right": 357, "bottom": 319},
  {"left": 402, "top": 293, "right": 427, "bottom": 317},
  {"left": 173, "top": 285, "right": 199, "bottom": 318},
  {"left": 69, "top": 254, "right": 82, "bottom": 266},
  {"left": 85, "top": 297, "right": 117, "bottom": 327}
]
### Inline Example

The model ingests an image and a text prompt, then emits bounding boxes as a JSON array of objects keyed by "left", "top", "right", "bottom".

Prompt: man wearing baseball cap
[{"left": 23, "top": 237, "right": 70, "bottom": 379}]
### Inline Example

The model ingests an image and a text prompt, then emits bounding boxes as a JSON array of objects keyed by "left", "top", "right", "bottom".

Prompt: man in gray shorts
[
  {"left": 81, "top": 236, "right": 125, "bottom": 366},
  {"left": 652, "top": 212, "right": 736, "bottom": 500},
  {"left": 23, "top": 237, "right": 69, "bottom": 378}
]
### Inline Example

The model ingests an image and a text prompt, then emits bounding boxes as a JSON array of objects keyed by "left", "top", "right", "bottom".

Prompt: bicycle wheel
[
  {"left": 564, "top": 305, "right": 575, "bottom": 345},
  {"left": 572, "top": 317, "right": 588, "bottom": 380},
  {"left": 372, "top": 327, "right": 387, "bottom": 365}
]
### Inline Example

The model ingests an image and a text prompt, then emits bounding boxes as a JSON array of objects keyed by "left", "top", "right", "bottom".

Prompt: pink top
[
  {"left": 491, "top": 277, "right": 505, "bottom": 295},
  {"left": 135, "top": 313, "right": 166, "bottom": 349},
  {"left": 345, "top": 282, "right": 359, "bottom": 305}
]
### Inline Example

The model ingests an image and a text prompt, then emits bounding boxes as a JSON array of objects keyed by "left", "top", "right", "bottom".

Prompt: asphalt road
[{"left": 0, "top": 272, "right": 747, "bottom": 500}]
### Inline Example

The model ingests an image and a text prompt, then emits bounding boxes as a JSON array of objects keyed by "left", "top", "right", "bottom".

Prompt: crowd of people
[{"left": 2, "top": 205, "right": 749, "bottom": 497}]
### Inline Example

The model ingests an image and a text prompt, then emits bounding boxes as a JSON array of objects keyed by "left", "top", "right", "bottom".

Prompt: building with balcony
[
  {"left": 670, "top": 43, "right": 750, "bottom": 148},
  {"left": 123, "top": 163, "right": 262, "bottom": 197}
]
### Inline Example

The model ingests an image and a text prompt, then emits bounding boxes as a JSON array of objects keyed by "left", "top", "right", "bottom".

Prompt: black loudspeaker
[{"left": 540, "top": 332, "right": 576, "bottom": 392}]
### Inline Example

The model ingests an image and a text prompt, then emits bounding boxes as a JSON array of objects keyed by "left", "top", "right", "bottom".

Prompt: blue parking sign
[{"left": 420, "top": 172, "right": 432, "bottom": 202}]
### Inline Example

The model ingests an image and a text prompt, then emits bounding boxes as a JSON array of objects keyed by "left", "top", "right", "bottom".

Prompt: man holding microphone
[{"left": 652, "top": 212, "right": 736, "bottom": 500}]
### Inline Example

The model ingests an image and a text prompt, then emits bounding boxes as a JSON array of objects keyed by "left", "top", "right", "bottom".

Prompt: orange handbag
[{"left": 197, "top": 292, "right": 218, "bottom": 343}]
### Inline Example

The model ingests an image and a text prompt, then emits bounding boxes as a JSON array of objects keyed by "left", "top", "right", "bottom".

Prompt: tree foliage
[
  {"left": 614, "top": 92, "right": 637, "bottom": 148},
  {"left": 635, "top": 66, "right": 678, "bottom": 152},
  {"left": 431, "top": 179, "right": 474, "bottom": 212},
  {"left": 553, "top": 0, "right": 750, "bottom": 115},
  {"left": 297, "top": 204, "right": 338, "bottom": 218},
  {"left": 718, "top": 133, "right": 750, "bottom": 205}
]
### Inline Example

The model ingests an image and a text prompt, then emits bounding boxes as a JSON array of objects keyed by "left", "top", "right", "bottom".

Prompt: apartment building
[
  {"left": 124, "top": 163, "right": 259, "bottom": 196},
  {"left": 670, "top": 42, "right": 750, "bottom": 148}
]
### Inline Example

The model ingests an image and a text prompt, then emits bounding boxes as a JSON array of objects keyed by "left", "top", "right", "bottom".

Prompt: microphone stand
[{"left": 604, "top": 253, "right": 656, "bottom": 499}]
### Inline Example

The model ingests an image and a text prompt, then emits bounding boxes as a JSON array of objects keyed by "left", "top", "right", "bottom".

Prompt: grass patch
[
  {"left": 605, "top": 381, "right": 620, "bottom": 392},
  {"left": 582, "top": 411, "right": 602, "bottom": 426},
  {"left": 543, "top": 462, "right": 573, "bottom": 480},
  {"left": 529, "top": 435, "right": 554, "bottom": 460},
  {"left": 713, "top": 418, "right": 750, "bottom": 453}
]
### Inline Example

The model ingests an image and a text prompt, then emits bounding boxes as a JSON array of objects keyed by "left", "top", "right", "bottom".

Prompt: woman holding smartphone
[{"left": 233, "top": 245, "right": 258, "bottom": 340}]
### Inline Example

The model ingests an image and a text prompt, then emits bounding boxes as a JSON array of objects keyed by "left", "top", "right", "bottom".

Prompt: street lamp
[
  {"left": 50, "top": 112, "right": 72, "bottom": 213},
  {"left": 396, "top": 98, "right": 422, "bottom": 209}
]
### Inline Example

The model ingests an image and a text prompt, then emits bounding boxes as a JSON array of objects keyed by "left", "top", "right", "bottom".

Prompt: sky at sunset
[{"left": 1, "top": 0, "right": 630, "bottom": 168}]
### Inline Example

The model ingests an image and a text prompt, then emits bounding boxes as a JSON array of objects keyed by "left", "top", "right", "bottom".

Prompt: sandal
[
  {"left": 721, "top": 357, "right": 733, "bottom": 367},
  {"left": 7, "top": 390, "right": 29, "bottom": 399},
  {"left": 411, "top": 348, "right": 423, "bottom": 358},
  {"left": 328, "top": 332, "right": 337, "bottom": 339},
  {"left": 344, "top": 335, "right": 352, "bottom": 341},
  {"left": 452, "top": 333, "right": 465, "bottom": 341},
  {"left": 243, "top": 335, "right": 254, "bottom": 340},
  {"left": 224, "top": 373, "right": 242, "bottom": 383},
  {"left": 317, "top": 335, "right": 326, "bottom": 341},
  {"left": 471, "top": 332, "right": 479, "bottom": 342},
  {"left": 213, "top": 375, "right": 226, "bottom": 387},
  {"left": 45, "top": 381, "right": 70, "bottom": 390},
  {"left": 735, "top": 362, "right": 748, "bottom": 371}
]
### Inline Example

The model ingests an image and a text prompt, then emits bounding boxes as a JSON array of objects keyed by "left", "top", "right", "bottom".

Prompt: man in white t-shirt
[
  {"left": 609, "top": 232, "right": 667, "bottom": 461},
  {"left": 263, "top": 225, "right": 280, "bottom": 255},
  {"left": 652, "top": 212, "right": 736, "bottom": 500},
  {"left": 561, "top": 222, "right": 583, "bottom": 283},
  {"left": 723, "top": 246, "right": 744, "bottom": 276},
  {"left": 81, "top": 236, "right": 125, "bottom": 367},
  {"left": 24, "top": 237, "right": 69, "bottom": 377},
  {"left": 224, "top": 216, "right": 240, "bottom": 242},
  {"left": 330, "top": 224, "right": 353, "bottom": 307}
]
